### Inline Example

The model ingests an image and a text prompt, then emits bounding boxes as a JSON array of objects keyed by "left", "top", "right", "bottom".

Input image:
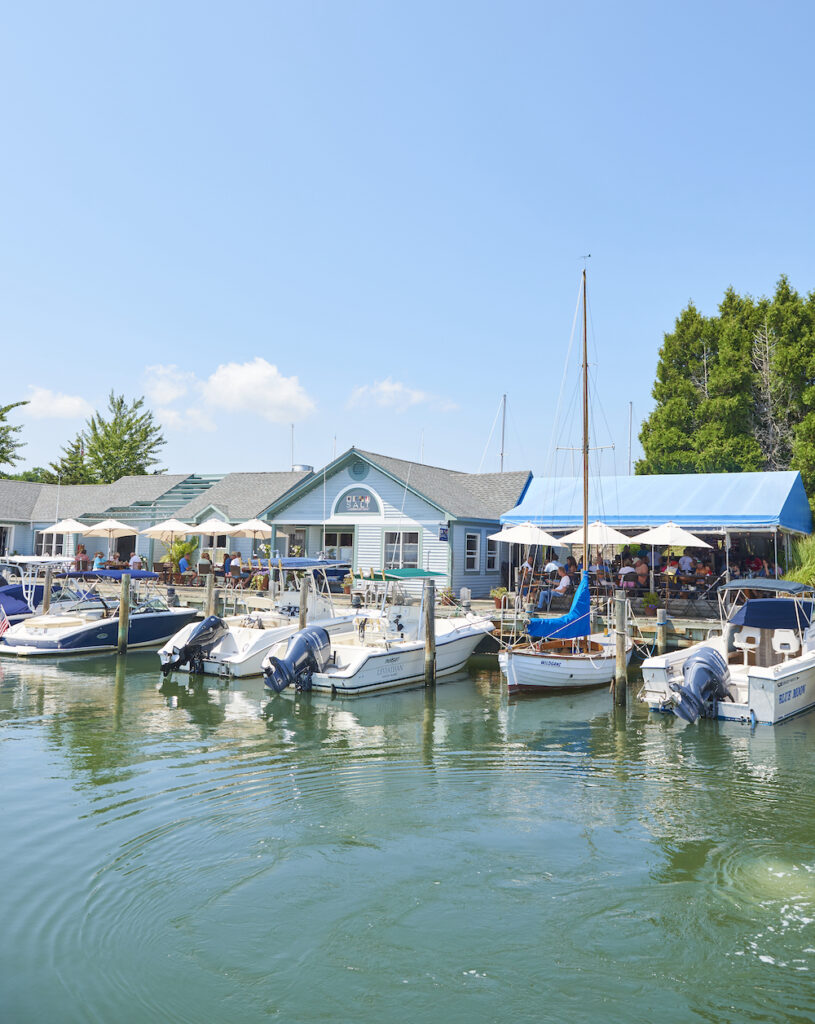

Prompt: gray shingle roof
[
  {"left": 0, "top": 481, "right": 45, "bottom": 521},
  {"left": 175, "top": 472, "right": 312, "bottom": 522},
  {"left": 30, "top": 475, "right": 190, "bottom": 521},
  {"left": 355, "top": 450, "right": 530, "bottom": 520}
]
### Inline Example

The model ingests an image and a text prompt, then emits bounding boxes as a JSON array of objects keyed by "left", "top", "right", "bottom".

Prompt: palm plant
[{"left": 164, "top": 537, "right": 199, "bottom": 573}]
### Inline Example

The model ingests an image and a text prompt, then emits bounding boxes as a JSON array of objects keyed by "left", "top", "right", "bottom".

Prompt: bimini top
[
  {"left": 500, "top": 470, "right": 812, "bottom": 534},
  {"left": 730, "top": 599, "right": 814, "bottom": 630},
  {"left": 720, "top": 579, "right": 815, "bottom": 595},
  {"left": 272, "top": 558, "right": 350, "bottom": 569},
  {"left": 352, "top": 568, "right": 446, "bottom": 580}
]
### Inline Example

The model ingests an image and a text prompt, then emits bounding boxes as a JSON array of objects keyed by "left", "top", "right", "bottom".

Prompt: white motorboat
[
  {"left": 0, "top": 570, "right": 197, "bottom": 657},
  {"left": 639, "top": 579, "right": 815, "bottom": 725},
  {"left": 262, "top": 573, "right": 493, "bottom": 697},
  {"left": 498, "top": 268, "right": 634, "bottom": 694},
  {"left": 158, "top": 560, "right": 353, "bottom": 678}
]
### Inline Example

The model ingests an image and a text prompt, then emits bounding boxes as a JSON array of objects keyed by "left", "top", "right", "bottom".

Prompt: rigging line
[
  {"left": 543, "top": 277, "right": 584, "bottom": 478},
  {"left": 476, "top": 397, "right": 505, "bottom": 473}
]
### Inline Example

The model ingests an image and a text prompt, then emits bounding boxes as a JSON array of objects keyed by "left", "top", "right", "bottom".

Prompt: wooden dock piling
[
  {"left": 204, "top": 574, "right": 216, "bottom": 618},
  {"left": 117, "top": 573, "right": 131, "bottom": 654},
  {"left": 299, "top": 573, "right": 309, "bottom": 630},
  {"left": 42, "top": 566, "right": 52, "bottom": 615},
  {"left": 424, "top": 578, "right": 436, "bottom": 686},
  {"left": 614, "top": 589, "right": 627, "bottom": 706},
  {"left": 657, "top": 607, "right": 668, "bottom": 655}
]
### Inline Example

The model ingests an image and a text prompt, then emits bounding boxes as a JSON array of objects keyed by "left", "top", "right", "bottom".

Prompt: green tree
[
  {"left": 83, "top": 393, "right": 166, "bottom": 483},
  {"left": 0, "top": 401, "right": 28, "bottom": 469},
  {"left": 638, "top": 276, "right": 815, "bottom": 508},
  {"left": 2, "top": 466, "right": 57, "bottom": 483},
  {"left": 49, "top": 435, "right": 96, "bottom": 484}
]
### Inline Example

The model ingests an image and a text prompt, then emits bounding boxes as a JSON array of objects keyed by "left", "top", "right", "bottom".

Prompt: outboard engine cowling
[
  {"left": 264, "top": 626, "right": 331, "bottom": 693},
  {"left": 670, "top": 647, "right": 732, "bottom": 724},
  {"left": 161, "top": 615, "right": 229, "bottom": 675}
]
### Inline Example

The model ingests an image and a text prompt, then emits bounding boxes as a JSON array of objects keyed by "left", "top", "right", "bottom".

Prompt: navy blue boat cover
[
  {"left": 58, "top": 570, "right": 159, "bottom": 580},
  {"left": 730, "top": 598, "right": 813, "bottom": 630},
  {"left": 527, "top": 570, "right": 591, "bottom": 640}
]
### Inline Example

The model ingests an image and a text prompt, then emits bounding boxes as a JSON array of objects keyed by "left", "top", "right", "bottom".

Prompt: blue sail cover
[{"left": 527, "top": 571, "right": 591, "bottom": 640}]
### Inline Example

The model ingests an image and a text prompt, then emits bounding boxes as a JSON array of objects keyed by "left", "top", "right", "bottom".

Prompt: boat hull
[{"left": 499, "top": 635, "right": 634, "bottom": 694}]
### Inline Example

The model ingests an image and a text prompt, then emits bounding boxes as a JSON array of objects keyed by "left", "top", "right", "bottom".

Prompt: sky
[{"left": 2, "top": 0, "right": 814, "bottom": 481}]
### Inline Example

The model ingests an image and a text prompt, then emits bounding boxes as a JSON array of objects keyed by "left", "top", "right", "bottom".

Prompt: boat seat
[
  {"left": 771, "top": 628, "right": 800, "bottom": 661},
  {"left": 733, "top": 628, "right": 761, "bottom": 666}
]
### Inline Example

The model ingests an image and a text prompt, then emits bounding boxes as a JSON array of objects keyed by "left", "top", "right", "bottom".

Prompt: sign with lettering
[{"left": 335, "top": 487, "right": 381, "bottom": 516}]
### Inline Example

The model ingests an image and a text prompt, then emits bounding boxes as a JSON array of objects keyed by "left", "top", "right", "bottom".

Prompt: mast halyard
[{"left": 581, "top": 268, "right": 589, "bottom": 575}]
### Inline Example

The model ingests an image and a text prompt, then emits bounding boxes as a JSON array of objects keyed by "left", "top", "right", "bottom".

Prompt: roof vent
[{"left": 292, "top": 464, "right": 313, "bottom": 473}]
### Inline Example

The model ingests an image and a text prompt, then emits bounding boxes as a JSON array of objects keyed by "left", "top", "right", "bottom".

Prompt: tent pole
[
  {"left": 774, "top": 528, "right": 779, "bottom": 578},
  {"left": 725, "top": 530, "right": 730, "bottom": 582}
]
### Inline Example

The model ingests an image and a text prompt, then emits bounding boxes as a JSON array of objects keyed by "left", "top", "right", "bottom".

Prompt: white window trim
[
  {"left": 486, "top": 537, "right": 498, "bottom": 572},
  {"left": 383, "top": 529, "right": 421, "bottom": 570},
  {"left": 465, "top": 531, "right": 481, "bottom": 573}
]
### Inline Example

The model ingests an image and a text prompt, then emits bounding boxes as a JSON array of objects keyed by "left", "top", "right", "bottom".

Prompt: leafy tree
[
  {"left": 83, "top": 393, "right": 166, "bottom": 483},
  {"left": 49, "top": 435, "right": 96, "bottom": 484},
  {"left": 638, "top": 276, "right": 815, "bottom": 509},
  {"left": 1, "top": 466, "right": 57, "bottom": 482},
  {"left": 0, "top": 401, "right": 28, "bottom": 469}
]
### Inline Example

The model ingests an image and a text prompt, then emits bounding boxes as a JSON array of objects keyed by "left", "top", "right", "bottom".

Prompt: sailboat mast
[{"left": 582, "top": 269, "right": 589, "bottom": 573}]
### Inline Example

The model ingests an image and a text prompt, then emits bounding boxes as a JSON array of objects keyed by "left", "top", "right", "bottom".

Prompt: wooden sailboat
[{"left": 498, "top": 268, "right": 634, "bottom": 694}]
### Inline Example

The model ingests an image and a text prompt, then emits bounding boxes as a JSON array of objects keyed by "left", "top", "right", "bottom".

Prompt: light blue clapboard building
[{"left": 261, "top": 448, "right": 532, "bottom": 598}]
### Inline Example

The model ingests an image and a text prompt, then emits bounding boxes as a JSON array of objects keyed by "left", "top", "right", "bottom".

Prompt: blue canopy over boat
[
  {"left": 58, "top": 570, "right": 159, "bottom": 580},
  {"left": 527, "top": 571, "right": 591, "bottom": 640},
  {"left": 730, "top": 598, "right": 814, "bottom": 630}
]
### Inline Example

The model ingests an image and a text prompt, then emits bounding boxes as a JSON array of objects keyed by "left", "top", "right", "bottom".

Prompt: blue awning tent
[{"left": 500, "top": 471, "right": 812, "bottom": 535}]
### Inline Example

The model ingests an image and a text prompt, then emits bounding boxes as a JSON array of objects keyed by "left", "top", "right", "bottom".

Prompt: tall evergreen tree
[
  {"left": 83, "top": 393, "right": 166, "bottom": 483},
  {"left": 638, "top": 277, "right": 815, "bottom": 508},
  {"left": 0, "top": 401, "right": 28, "bottom": 469}
]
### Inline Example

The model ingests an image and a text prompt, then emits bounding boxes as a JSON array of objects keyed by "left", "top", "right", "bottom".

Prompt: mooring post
[
  {"left": 299, "top": 572, "right": 309, "bottom": 630},
  {"left": 42, "top": 565, "right": 53, "bottom": 615},
  {"left": 117, "top": 572, "right": 131, "bottom": 654},
  {"left": 614, "top": 588, "right": 627, "bottom": 705},
  {"left": 205, "top": 573, "right": 215, "bottom": 618},
  {"left": 424, "top": 578, "right": 436, "bottom": 686},
  {"left": 657, "top": 607, "right": 668, "bottom": 655}
]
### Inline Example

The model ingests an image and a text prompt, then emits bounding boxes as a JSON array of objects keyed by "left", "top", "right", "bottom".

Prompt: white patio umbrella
[
  {"left": 80, "top": 519, "right": 139, "bottom": 559},
  {"left": 230, "top": 519, "right": 273, "bottom": 559},
  {"left": 41, "top": 518, "right": 88, "bottom": 535},
  {"left": 628, "top": 522, "right": 713, "bottom": 550},
  {"left": 487, "top": 522, "right": 561, "bottom": 547},
  {"left": 195, "top": 517, "right": 238, "bottom": 538},
  {"left": 140, "top": 518, "right": 195, "bottom": 543},
  {"left": 559, "top": 520, "right": 632, "bottom": 547}
]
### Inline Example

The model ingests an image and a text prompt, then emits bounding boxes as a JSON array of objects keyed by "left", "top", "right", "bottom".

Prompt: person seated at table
[
  {"left": 221, "top": 552, "right": 232, "bottom": 576},
  {"left": 730, "top": 564, "right": 742, "bottom": 580},
  {"left": 618, "top": 558, "right": 636, "bottom": 588},
  {"left": 745, "top": 554, "right": 762, "bottom": 574},
  {"left": 543, "top": 556, "right": 561, "bottom": 575},
  {"left": 537, "top": 565, "right": 571, "bottom": 609},
  {"left": 594, "top": 568, "right": 614, "bottom": 592},
  {"left": 73, "top": 543, "right": 90, "bottom": 570},
  {"left": 566, "top": 555, "right": 578, "bottom": 575},
  {"left": 678, "top": 549, "right": 694, "bottom": 574},
  {"left": 179, "top": 553, "right": 191, "bottom": 575},
  {"left": 92, "top": 551, "right": 105, "bottom": 570},
  {"left": 635, "top": 561, "right": 650, "bottom": 591},
  {"left": 128, "top": 551, "right": 143, "bottom": 570},
  {"left": 229, "top": 552, "right": 246, "bottom": 586},
  {"left": 198, "top": 550, "right": 213, "bottom": 572}
]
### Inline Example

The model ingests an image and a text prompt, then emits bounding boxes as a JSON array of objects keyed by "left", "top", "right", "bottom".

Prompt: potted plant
[
  {"left": 490, "top": 586, "right": 508, "bottom": 609},
  {"left": 439, "top": 587, "right": 455, "bottom": 606},
  {"left": 342, "top": 573, "right": 354, "bottom": 595},
  {"left": 165, "top": 538, "right": 199, "bottom": 579},
  {"left": 642, "top": 591, "right": 660, "bottom": 616}
]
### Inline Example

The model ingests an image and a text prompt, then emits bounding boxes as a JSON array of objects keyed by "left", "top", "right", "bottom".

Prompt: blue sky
[{"left": 2, "top": 1, "right": 813, "bottom": 479}]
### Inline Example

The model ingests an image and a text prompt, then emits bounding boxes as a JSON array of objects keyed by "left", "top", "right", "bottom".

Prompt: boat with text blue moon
[
  {"left": 639, "top": 579, "right": 815, "bottom": 725},
  {"left": 0, "top": 570, "right": 197, "bottom": 657}
]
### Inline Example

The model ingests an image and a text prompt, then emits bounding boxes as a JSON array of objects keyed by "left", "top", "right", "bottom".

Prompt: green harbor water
[{"left": 2, "top": 652, "right": 815, "bottom": 1023}]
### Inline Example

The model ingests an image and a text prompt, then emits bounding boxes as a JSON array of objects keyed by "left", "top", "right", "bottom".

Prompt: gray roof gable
[
  {"left": 349, "top": 450, "right": 531, "bottom": 520},
  {"left": 30, "top": 475, "right": 189, "bottom": 521},
  {"left": 0, "top": 481, "right": 45, "bottom": 521},
  {"left": 176, "top": 471, "right": 312, "bottom": 522}
]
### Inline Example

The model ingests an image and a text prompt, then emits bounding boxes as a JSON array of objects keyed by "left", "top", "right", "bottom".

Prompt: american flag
[{"left": 0, "top": 607, "right": 10, "bottom": 638}]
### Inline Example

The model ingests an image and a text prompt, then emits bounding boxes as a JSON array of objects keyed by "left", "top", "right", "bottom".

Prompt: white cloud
[
  {"left": 202, "top": 357, "right": 315, "bottom": 422},
  {"left": 145, "top": 364, "right": 197, "bottom": 406},
  {"left": 25, "top": 386, "right": 93, "bottom": 419},
  {"left": 347, "top": 377, "right": 457, "bottom": 414},
  {"left": 157, "top": 407, "right": 216, "bottom": 433}
]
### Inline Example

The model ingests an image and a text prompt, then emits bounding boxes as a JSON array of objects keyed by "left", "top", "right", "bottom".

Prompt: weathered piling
[
  {"left": 424, "top": 578, "right": 436, "bottom": 686},
  {"left": 299, "top": 573, "right": 309, "bottom": 630},
  {"left": 42, "top": 566, "right": 53, "bottom": 615},
  {"left": 117, "top": 573, "right": 131, "bottom": 654},
  {"left": 614, "top": 588, "right": 627, "bottom": 706},
  {"left": 205, "top": 573, "right": 216, "bottom": 618},
  {"left": 656, "top": 607, "right": 668, "bottom": 655}
]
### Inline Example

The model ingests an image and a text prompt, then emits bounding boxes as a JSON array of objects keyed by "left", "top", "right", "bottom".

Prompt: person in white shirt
[
  {"left": 537, "top": 566, "right": 571, "bottom": 609},
  {"left": 128, "top": 552, "right": 143, "bottom": 570},
  {"left": 678, "top": 551, "right": 694, "bottom": 573}
]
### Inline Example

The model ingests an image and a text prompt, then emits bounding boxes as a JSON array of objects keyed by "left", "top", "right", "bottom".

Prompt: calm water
[{"left": 2, "top": 652, "right": 815, "bottom": 1024}]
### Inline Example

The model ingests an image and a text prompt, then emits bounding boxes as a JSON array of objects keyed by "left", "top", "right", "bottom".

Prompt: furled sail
[{"left": 527, "top": 570, "right": 590, "bottom": 640}]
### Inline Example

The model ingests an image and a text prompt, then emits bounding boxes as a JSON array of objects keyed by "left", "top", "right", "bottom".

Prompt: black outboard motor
[
  {"left": 669, "top": 647, "right": 732, "bottom": 724},
  {"left": 161, "top": 615, "right": 229, "bottom": 675},
  {"left": 264, "top": 626, "right": 331, "bottom": 693}
]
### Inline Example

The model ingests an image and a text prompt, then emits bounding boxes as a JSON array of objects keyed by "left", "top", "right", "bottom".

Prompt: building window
[
  {"left": 465, "top": 532, "right": 480, "bottom": 572},
  {"left": 486, "top": 538, "right": 498, "bottom": 572},
  {"left": 323, "top": 531, "right": 353, "bottom": 562},
  {"left": 35, "top": 531, "right": 64, "bottom": 556},
  {"left": 384, "top": 531, "right": 419, "bottom": 569},
  {"left": 204, "top": 534, "right": 228, "bottom": 549}
]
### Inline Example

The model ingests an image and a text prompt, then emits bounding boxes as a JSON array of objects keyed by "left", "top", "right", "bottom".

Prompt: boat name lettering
[
  {"left": 539, "top": 660, "right": 563, "bottom": 667},
  {"left": 779, "top": 684, "right": 805, "bottom": 704},
  {"left": 377, "top": 663, "right": 405, "bottom": 679},
  {"left": 384, "top": 656, "right": 398, "bottom": 663}
]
